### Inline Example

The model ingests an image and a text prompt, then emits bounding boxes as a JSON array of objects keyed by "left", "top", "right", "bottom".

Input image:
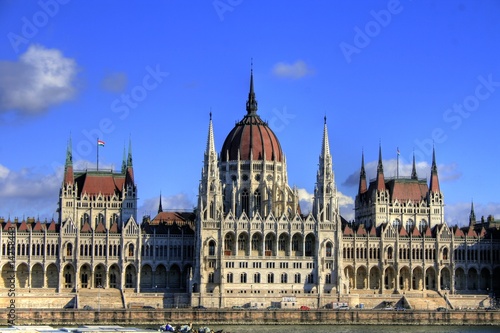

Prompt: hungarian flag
[
  {"left": 97, "top": 140, "right": 105, "bottom": 147},
  {"left": 397, "top": 147, "right": 400, "bottom": 155}
]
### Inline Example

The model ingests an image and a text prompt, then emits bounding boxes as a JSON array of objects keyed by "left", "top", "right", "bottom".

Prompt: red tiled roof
[
  {"left": 3, "top": 220, "right": 13, "bottom": 231},
  {"left": 343, "top": 225, "right": 353, "bottom": 236},
  {"left": 64, "top": 165, "right": 74, "bottom": 184},
  {"left": 454, "top": 227, "right": 465, "bottom": 238},
  {"left": 95, "top": 221, "right": 106, "bottom": 233},
  {"left": 109, "top": 222, "right": 119, "bottom": 233},
  {"left": 76, "top": 172, "right": 126, "bottom": 197},
  {"left": 387, "top": 179, "right": 429, "bottom": 203},
  {"left": 18, "top": 220, "right": 29, "bottom": 232},
  {"left": 221, "top": 114, "right": 283, "bottom": 162},
  {"left": 33, "top": 221, "right": 45, "bottom": 231},
  {"left": 356, "top": 225, "right": 367, "bottom": 236},
  {"left": 466, "top": 227, "right": 476, "bottom": 238},
  {"left": 47, "top": 220, "right": 58, "bottom": 232},
  {"left": 369, "top": 225, "right": 377, "bottom": 237},
  {"left": 424, "top": 227, "right": 432, "bottom": 237},
  {"left": 151, "top": 211, "right": 194, "bottom": 225},
  {"left": 399, "top": 226, "right": 408, "bottom": 237},
  {"left": 81, "top": 222, "right": 92, "bottom": 233},
  {"left": 411, "top": 227, "right": 421, "bottom": 237}
]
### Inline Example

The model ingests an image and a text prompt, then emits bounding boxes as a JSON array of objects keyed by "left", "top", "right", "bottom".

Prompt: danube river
[{"left": 189, "top": 325, "right": 500, "bottom": 333}]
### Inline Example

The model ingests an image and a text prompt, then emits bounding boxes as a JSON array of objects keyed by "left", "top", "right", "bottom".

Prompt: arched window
[
  {"left": 443, "top": 247, "right": 448, "bottom": 260},
  {"left": 208, "top": 240, "right": 216, "bottom": 256},
  {"left": 241, "top": 189, "right": 249, "bottom": 215},
  {"left": 224, "top": 234, "right": 233, "bottom": 251},
  {"left": 238, "top": 234, "right": 246, "bottom": 251},
  {"left": 66, "top": 243, "right": 73, "bottom": 256},
  {"left": 292, "top": 235, "right": 299, "bottom": 251},
  {"left": 326, "top": 242, "right": 332, "bottom": 257},
  {"left": 406, "top": 219, "right": 414, "bottom": 231},
  {"left": 281, "top": 273, "right": 288, "bottom": 283},
  {"left": 419, "top": 219, "right": 427, "bottom": 233},
  {"left": 254, "top": 189, "right": 261, "bottom": 215},
  {"left": 278, "top": 235, "right": 286, "bottom": 251},
  {"left": 387, "top": 247, "right": 393, "bottom": 260},
  {"left": 128, "top": 244, "right": 134, "bottom": 257}
]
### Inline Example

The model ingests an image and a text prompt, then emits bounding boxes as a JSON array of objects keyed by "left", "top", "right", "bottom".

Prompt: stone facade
[{"left": 1, "top": 71, "right": 500, "bottom": 310}]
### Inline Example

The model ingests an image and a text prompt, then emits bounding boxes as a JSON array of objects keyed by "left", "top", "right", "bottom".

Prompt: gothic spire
[
  {"left": 469, "top": 200, "right": 476, "bottom": 226},
  {"left": 64, "top": 136, "right": 74, "bottom": 184},
  {"left": 127, "top": 137, "right": 133, "bottom": 167},
  {"left": 358, "top": 150, "right": 367, "bottom": 194},
  {"left": 429, "top": 146, "right": 440, "bottom": 192},
  {"left": 321, "top": 115, "right": 331, "bottom": 159},
  {"left": 206, "top": 111, "right": 216, "bottom": 155},
  {"left": 246, "top": 63, "right": 258, "bottom": 115},
  {"left": 411, "top": 152, "right": 418, "bottom": 179},
  {"left": 65, "top": 136, "right": 73, "bottom": 167},
  {"left": 376, "top": 143, "right": 386, "bottom": 191},
  {"left": 121, "top": 145, "right": 127, "bottom": 172},
  {"left": 158, "top": 193, "right": 163, "bottom": 214}
]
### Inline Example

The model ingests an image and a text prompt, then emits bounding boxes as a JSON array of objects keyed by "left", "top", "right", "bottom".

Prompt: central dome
[{"left": 220, "top": 72, "right": 283, "bottom": 162}]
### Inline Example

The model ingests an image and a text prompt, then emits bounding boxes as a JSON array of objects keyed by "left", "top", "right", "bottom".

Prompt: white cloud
[
  {"left": 101, "top": 72, "right": 128, "bottom": 93},
  {"left": 445, "top": 201, "right": 500, "bottom": 227},
  {"left": 342, "top": 159, "right": 461, "bottom": 187},
  {"left": 297, "top": 187, "right": 354, "bottom": 221},
  {"left": 272, "top": 60, "right": 314, "bottom": 79},
  {"left": 0, "top": 163, "right": 62, "bottom": 220},
  {"left": 0, "top": 44, "right": 78, "bottom": 114}
]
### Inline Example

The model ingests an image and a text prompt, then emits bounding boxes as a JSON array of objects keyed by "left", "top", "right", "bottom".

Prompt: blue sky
[{"left": 1, "top": 0, "right": 499, "bottom": 226}]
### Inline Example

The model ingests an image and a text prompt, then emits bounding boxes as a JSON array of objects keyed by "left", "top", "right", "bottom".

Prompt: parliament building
[{"left": 1, "top": 71, "right": 499, "bottom": 311}]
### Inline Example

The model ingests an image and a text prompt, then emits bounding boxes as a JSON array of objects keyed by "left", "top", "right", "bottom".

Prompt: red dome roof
[
  {"left": 220, "top": 71, "right": 283, "bottom": 163},
  {"left": 221, "top": 114, "right": 283, "bottom": 162}
]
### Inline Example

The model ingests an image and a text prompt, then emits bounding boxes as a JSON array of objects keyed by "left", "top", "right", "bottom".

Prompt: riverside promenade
[{"left": 1, "top": 308, "right": 500, "bottom": 327}]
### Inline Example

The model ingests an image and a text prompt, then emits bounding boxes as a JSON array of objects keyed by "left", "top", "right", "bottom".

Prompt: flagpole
[
  {"left": 396, "top": 147, "right": 399, "bottom": 179},
  {"left": 97, "top": 138, "right": 99, "bottom": 171}
]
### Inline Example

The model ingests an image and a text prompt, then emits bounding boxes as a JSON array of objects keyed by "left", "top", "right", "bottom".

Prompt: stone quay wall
[{"left": 1, "top": 309, "right": 500, "bottom": 327}]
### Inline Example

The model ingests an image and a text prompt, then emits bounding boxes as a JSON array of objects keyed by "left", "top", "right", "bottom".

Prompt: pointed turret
[
  {"left": 358, "top": 150, "right": 367, "bottom": 194},
  {"left": 376, "top": 144, "right": 385, "bottom": 191},
  {"left": 199, "top": 112, "right": 222, "bottom": 220},
  {"left": 320, "top": 116, "right": 330, "bottom": 159},
  {"left": 64, "top": 137, "right": 74, "bottom": 184},
  {"left": 429, "top": 146, "right": 440, "bottom": 192},
  {"left": 411, "top": 152, "right": 418, "bottom": 180},
  {"left": 121, "top": 145, "right": 127, "bottom": 172},
  {"left": 125, "top": 138, "right": 134, "bottom": 184},
  {"left": 127, "top": 138, "right": 133, "bottom": 167},
  {"left": 158, "top": 193, "right": 163, "bottom": 214},
  {"left": 469, "top": 200, "right": 476, "bottom": 226},
  {"left": 313, "top": 116, "right": 338, "bottom": 222},
  {"left": 206, "top": 112, "right": 216, "bottom": 154},
  {"left": 246, "top": 65, "right": 258, "bottom": 115}
]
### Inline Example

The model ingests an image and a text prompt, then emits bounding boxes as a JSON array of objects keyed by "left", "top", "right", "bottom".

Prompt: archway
[
  {"left": 369, "top": 266, "right": 380, "bottom": 290},
  {"left": 399, "top": 266, "right": 410, "bottom": 291},
  {"left": 80, "top": 264, "right": 91, "bottom": 289},
  {"left": 140, "top": 264, "right": 153, "bottom": 289},
  {"left": 31, "top": 263, "right": 44, "bottom": 288},
  {"left": 356, "top": 266, "right": 367, "bottom": 289},
  {"left": 46, "top": 264, "right": 59, "bottom": 289},
  {"left": 455, "top": 267, "right": 466, "bottom": 290},
  {"left": 412, "top": 267, "right": 423, "bottom": 290},
  {"left": 16, "top": 263, "right": 29, "bottom": 288},
  {"left": 425, "top": 267, "right": 436, "bottom": 290}
]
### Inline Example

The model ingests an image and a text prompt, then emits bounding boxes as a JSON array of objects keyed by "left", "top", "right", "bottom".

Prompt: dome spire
[{"left": 246, "top": 60, "right": 258, "bottom": 115}]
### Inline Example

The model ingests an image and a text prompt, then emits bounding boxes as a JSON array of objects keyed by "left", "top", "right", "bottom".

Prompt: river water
[{"left": 189, "top": 325, "right": 500, "bottom": 333}]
